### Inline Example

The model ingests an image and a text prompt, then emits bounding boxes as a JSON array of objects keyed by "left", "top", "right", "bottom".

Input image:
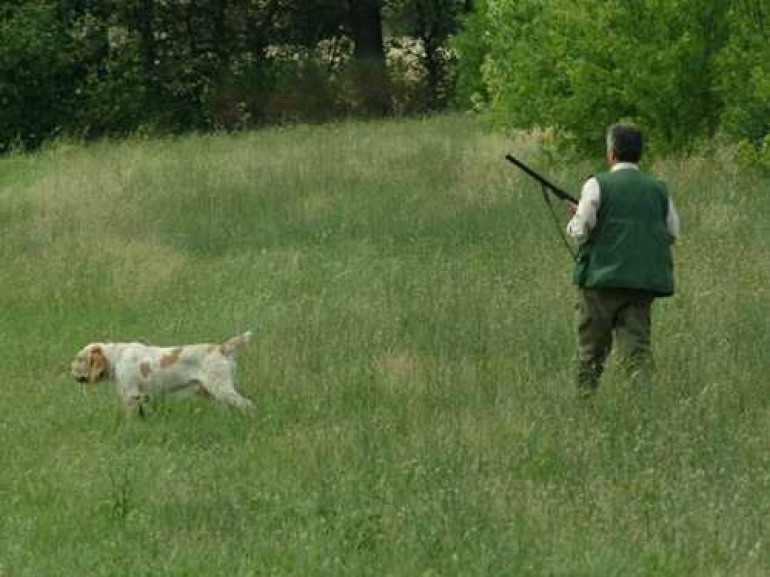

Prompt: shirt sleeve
[
  {"left": 667, "top": 197, "right": 681, "bottom": 244},
  {"left": 566, "top": 177, "right": 601, "bottom": 245}
]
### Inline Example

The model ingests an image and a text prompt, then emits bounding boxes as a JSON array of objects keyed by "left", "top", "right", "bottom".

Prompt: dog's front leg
[
  {"left": 120, "top": 380, "right": 147, "bottom": 417},
  {"left": 116, "top": 364, "right": 150, "bottom": 418},
  {"left": 122, "top": 390, "right": 148, "bottom": 418}
]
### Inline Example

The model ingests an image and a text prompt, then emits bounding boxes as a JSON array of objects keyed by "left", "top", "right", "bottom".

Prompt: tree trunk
[
  {"left": 349, "top": 0, "right": 386, "bottom": 61},
  {"left": 137, "top": 0, "right": 156, "bottom": 79},
  {"left": 423, "top": 37, "right": 442, "bottom": 110},
  {"left": 347, "top": 0, "right": 390, "bottom": 115}
]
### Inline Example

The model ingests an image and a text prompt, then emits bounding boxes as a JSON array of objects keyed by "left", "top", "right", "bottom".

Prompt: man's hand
[{"left": 566, "top": 200, "right": 578, "bottom": 216}]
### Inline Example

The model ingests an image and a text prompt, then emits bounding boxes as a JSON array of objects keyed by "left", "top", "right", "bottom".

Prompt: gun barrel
[{"left": 505, "top": 154, "right": 578, "bottom": 204}]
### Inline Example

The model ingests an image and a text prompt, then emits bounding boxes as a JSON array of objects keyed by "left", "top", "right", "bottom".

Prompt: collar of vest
[{"left": 611, "top": 162, "right": 639, "bottom": 172}]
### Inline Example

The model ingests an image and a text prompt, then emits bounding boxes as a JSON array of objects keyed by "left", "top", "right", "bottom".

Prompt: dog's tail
[{"left": 221, "top": 331, "right": 252, "bottom": 357}]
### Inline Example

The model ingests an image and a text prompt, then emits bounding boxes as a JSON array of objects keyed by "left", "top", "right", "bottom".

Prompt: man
[{"left": 566, "top": 123, "right": 680, "bottom": 396}]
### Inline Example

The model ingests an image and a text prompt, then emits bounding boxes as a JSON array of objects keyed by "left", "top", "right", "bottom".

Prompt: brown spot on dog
[
  {"left": 88, "top": 346, "right": 108, "bottom": 382},
  {"left": 160, "top": 347, "right": 183, "bottom": 367},
  {"left": 139, "top": 361, "right": 152, "bottom": 379}
]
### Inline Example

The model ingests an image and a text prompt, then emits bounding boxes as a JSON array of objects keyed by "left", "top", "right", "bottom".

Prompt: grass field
[{"left": 1, "top": 114, "right": 770, "bottom": 576}]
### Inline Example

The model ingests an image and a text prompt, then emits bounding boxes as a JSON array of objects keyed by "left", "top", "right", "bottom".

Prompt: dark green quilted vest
[{"left": 573, "top": 168, "right": 674, "bottom": 297}]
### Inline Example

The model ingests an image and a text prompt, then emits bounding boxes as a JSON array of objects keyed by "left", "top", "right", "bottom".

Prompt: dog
[{"left": 71, "top": 331, "right": 253, "bottom": 415}]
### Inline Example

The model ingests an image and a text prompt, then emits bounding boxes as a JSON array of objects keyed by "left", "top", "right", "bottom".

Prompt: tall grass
[{"left": 1, "top": 115, "right": 769, "bottom": 576}]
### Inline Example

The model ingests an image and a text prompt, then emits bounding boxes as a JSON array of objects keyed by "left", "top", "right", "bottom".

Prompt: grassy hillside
[{"left": 1, "top": 115, "right": 769, "bottom": 576}]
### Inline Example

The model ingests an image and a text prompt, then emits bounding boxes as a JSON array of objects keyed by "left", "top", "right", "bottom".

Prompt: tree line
[
  {"left": 1, "top": 0, "right": 471, "bottom": 152},
  {"left": 4, "top": 0, "right": 770, "bottom": 160}
]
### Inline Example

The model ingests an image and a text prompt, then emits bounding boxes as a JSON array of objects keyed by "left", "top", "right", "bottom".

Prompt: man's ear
[{"left": 88, "top": 346, "right": 107, "bottom": 382}]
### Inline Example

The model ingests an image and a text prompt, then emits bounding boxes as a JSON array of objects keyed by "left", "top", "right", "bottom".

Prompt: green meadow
[{"left": 1, "top": 115, "right": 769, "bottom": 576}]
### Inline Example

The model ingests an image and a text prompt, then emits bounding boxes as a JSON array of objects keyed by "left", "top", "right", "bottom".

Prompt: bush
[{"left": 453, "top": 0, "right": 742, "bottom": 155}]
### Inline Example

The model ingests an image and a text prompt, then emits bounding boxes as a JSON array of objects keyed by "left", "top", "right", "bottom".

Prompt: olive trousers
[{"left": 576, "top": 287, "right": 655, "bottom": 395}]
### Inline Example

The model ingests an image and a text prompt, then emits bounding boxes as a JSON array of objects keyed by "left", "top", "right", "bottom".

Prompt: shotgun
[
  {"left": 504, "top": 154, "right": 578, "bottom": 204},
  {"left": 505, "top": 153, "right": 578, "bottom": 258}
]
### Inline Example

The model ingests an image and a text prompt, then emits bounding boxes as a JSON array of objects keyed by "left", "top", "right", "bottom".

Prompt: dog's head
[{"left": 71, "top": 344, "right": 109, "bottom": 383}]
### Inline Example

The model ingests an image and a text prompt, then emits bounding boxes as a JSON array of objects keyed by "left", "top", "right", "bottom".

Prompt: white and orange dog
[{"left": 71, "top": 331, "right": 253, "bottom": 415}]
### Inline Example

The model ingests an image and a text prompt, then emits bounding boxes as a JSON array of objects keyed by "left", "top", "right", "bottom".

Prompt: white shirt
[{"left": 566, "top": 162, "right": 681, "bottom": 245}]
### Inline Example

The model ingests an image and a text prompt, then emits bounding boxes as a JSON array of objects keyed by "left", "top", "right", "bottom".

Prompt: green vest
[{"left": 573, "top": 168, "right": 674, "bottom": 297}]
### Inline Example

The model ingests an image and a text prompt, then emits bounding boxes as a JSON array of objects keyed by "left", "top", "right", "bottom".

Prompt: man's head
[{"left": 606, "top": 123, "right": 643, "bottom": 164}]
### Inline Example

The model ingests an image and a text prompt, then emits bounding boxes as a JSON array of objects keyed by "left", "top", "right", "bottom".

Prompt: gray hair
[{"left": 606, "top": 123, "right": 643, "bottom": 163}]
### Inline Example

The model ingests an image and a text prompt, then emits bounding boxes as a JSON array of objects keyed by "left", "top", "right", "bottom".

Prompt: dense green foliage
[
  {"left": 1, "top": 116, "right": 770, "bottom": 575},
  {"left": 0, "top": 0, "right": 469, "bottom": 152},
  {"left": 7, "top": 1, "right": 770, "bottom": 156},
  {"left": 454, "top": 0, "right": 770, "bottom": 156}
]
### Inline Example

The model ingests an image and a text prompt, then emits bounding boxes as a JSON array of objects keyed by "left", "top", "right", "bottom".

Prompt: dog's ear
[{"left": 88, "top": 346, "right": 107, "bottom": 382}]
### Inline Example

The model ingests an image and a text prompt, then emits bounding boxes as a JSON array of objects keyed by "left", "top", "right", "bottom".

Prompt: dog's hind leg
[
  {"left": 216, "top": 391, "right": 253, "bottom": 410},
  {"left": 204, "top": 377, "right": 253, "bottom": 410}
]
